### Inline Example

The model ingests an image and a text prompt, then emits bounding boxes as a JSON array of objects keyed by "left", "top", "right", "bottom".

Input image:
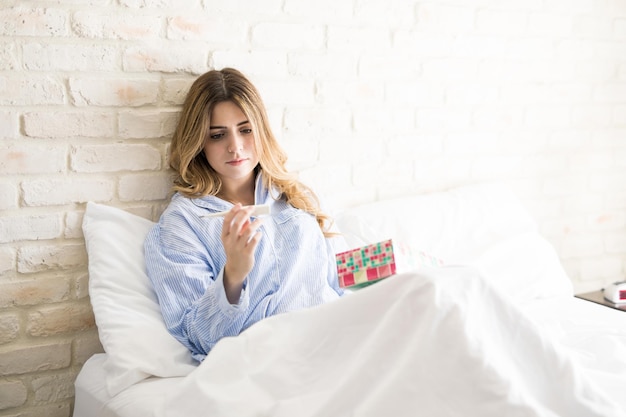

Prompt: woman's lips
[{"left": 227, "top": 158, "right": 247, "bottom": 166}]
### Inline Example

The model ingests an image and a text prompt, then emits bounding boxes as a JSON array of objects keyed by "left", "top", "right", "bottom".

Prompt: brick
[
  {"left": 70, "top": 144, "right": 161, "bottom": 173},
  {"left": 0, "top": 42, "right": 18, "bottom": 70},
  {"left": 0, "top": 278, "right": 70, "bottom": 308},
  {"left": 561, "top": 235, "right": 605, "bottom": 258},
  {"left": 615, "top": 18, "right": 626, "bottom": 38},
  {"left": 23, "top": 111, "right": 116, "bottom": 139},
  {"left": 252, "top": 23, "right": 324, "bottom": 50},
  {"left": 394, "top": 31, "right": 454, "bottom": 57},
  {"left": 254, "top": 79, "right": 315, "bottom": 106},
  {"left": 328, "top": 26, "right": 391, "bottom": 51},
  {"left": 73, "top": 329, "right": 104, "bottom": 366},
  {"left": 287, "top": 53, "right": 356, "bottom": 79},
  {"left": 74, "top": 271, "right": 90, "bottom": 300},
  {"left": 0, "top": 314, "right": 20, "bottom": 345},
  {"left": 0, "top": 380, "right": 28, "bottom": 410},
  {"left": 529, "top": 12, "right": 573, "bottom": 36},
  {"left": 544, "top": 0, "right": 594, "bottom": 14},
  {"left": 594, "top": 83, "right": 626, "bottom": 103},
  {"left": 569, "top": 151, "right": 614, "bottom": 172},
  {"left": 3, "top": 402, "right": 71, "bottom": 417},
  {"left": 64, "top": 210, "right": 84, "bottom": 240},
  {"left": 587, "top": 211, "right": 626, "bottom": 231},
  {"left": 470, "top": 155, "right": 524, "bottom": 179},
  {"left": 358, "top": 53, "right": 421, "bottom": 80},
  {"left": 23, "top": 42, "right": 119, "bottom": 72},
  {"left": 120, "top": 0, "right": 184, "bottom": 7},
  {"left": 123, "top": 44, "right": 209, "bottom": 74},
  {"left": 17, "top": 244, "right": 87, "bottom": 274},
  {"left": 118, "top": 109, "right": 179, "bottom": 139},
  {"left": 0, "top": 110, "right": 18, "bottom": 139},
  {"left": 386, "top": 81, "right": 445, "bottom": 106},
  {"left": 543, "top": 175, "right": 588, "bottom": 197},
  {"left": 452, "top": 35, "right": 508, "bottom": 59},
  {"left": 0, "top": 144, "right": 66, "bottom": 175},
  {"left": 579, "top": 256, "right": 623, "bottom": 282},
  {"left": 283, "top": 0, "right": 352, "bottom": 21},
  {"left": 203, "top": 0, "right": 281, "bottom": 13},
  {"left": 0, "top": 7, "right": 68, "bottom": 37},
  {"left": 0, "top": 182, "right": 17, "bottom": 210},
  {"left": 444, "top": 132, "right": 500, "bottom": 154},
  {"left": 524, "top": 105, "right": 571, "bottom": 128},
  {"left": 70, "top": 77, "right": 159, "bottom": 107},
  {"left": 415, "top": 3, "right": 475, "bottom": 34},
  {"left": 27, "top": 302, "right": 95, "bottom": 337},
  {"left": 589, "top": 172, "right": 626, "bottom": 193},
  {"left": 283, "top": 107, "right": 351, "bottom": 138},
  {"left": 316, "top": 80, "right": 384, "bottom": 105},
  {"left": 353, "top": 0, "right": 415, "bottom": 27},
  {"left": 353, "top": 160, "right": 414, "bottom": 189},
  {"left": 118, "top": 172, "right": 173, "bottom": 201},
  {"left": 472, "top": 105, "right": 524, "bottom": 130},
  {"left": 446, "top": 83, "right": 499, "bottom": 105},
  {"left": 606, "top": 233, "right": 626, "bottom": 254},
  {"left": 167, "top": 15, "right": 247, "bottom": 43},
  {"left": 298, "top": 164, "right": 352, "bottom": 198},
  {"left": 33, "top": 372, "right": 76, "bottom": 404},
  {"left": 422, "top": 59, "right": 479, "bottom": 81},
  {"left": 0, "top": 214, "right": 62, "bottom": 244},
  {"left": 0, "top": 247, "right": 16, "bottom": 276},
  {"left": 21, "top": 178, "right": 115, "bottom": 207},
  {"left": 72, "top": 11, "right": 161, "bottom": 39},
  {"left": 210, "top": 50, "right": 288, "bottom": 77},
  {"left": 476, "top": 9, "right": 528, "bottom": 36},
  {"left": 352, "top": 105, "right": 415, "bottom": 133},
  {"left": 507, "top": 38, "right": 555, "bottom": 60},
  {"left": 0, "top": 75, "right": 66, "bottom": 106},
  {"left": 161, "top": 78, "right": 193, "bottom": 105},
  {"left": 572, "top": 105, "right": 612, "bottom": 128},
  {"left": 0, "top": 342, "right": 71, "bottom": 375}
]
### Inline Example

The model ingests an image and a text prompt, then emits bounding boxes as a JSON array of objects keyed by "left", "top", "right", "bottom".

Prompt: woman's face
[{"left": 204, "top": 100, "right": 259, "bottom": 189}]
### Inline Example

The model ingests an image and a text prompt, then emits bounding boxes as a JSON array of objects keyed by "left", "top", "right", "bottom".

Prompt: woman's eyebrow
[{"left": 209, "top": 120, "right": 250, "bottom": 129}]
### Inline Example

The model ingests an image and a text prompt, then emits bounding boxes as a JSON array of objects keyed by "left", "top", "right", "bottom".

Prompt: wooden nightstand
[{"left": 575, "top": 290, "right": 626, "bottom": 312}]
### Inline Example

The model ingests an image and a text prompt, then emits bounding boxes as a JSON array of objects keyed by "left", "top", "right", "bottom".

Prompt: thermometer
[{"left": 201, "top": 204, "right": 271, "bottom": 218}]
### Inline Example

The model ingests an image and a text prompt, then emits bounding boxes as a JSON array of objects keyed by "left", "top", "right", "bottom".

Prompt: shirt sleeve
[
  {"left": 324, "top": 235, "right": 346, "bottom": 297},
  {"left": 144, "top": 217, "right": 250, "bottom": 359}
]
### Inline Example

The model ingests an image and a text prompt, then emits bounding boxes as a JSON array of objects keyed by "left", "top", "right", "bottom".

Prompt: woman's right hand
[{"left": 221, "top": 204, "right": 264, "bottom": 304}]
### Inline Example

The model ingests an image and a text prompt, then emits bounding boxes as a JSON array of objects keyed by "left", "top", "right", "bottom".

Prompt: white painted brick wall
[{"left": 1, "top": 0, "right": 626, "bottom": 415}]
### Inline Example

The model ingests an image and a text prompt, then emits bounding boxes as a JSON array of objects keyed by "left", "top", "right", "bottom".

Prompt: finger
[
  {"left": 222, "top": 204, "right": 243, "bottom": 237},
  {"left": 245, "top": 219, "right": 264, "bottom": 244},
  {"left": 231, "top": 207, "right": 257, "bottom": 237}
]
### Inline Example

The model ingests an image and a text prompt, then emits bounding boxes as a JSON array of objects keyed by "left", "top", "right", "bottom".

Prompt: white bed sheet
[
  {"left": 74, "top": 270, "right": 626, "bottom": 417},
  {"left": 73, "top": 354, "right": 183, "bottom": 417}
]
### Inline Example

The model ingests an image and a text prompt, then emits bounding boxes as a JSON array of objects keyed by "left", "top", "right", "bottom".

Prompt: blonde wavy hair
[{"left": 169, "top": 67, "right": 332, "bottom": 235}]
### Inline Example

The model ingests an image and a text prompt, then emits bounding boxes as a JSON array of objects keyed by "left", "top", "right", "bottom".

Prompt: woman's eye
[
  {"left": 241, "top": 128, "right": 252, "bottom": 135},
  {"left": 209, "top": 133, "right": 224, "bottom": 140}
]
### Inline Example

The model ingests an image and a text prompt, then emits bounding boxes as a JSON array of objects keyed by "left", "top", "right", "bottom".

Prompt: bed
[{"left": 75, "top": 182, "right": 626, "bottom": 417}]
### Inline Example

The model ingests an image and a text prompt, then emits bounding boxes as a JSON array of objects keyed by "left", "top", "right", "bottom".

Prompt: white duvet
[{"left": 154, "top": 267, "right": 625, "bottom": 417}]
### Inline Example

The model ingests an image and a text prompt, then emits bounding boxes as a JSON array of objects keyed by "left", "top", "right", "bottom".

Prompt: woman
[{"left": 144, "top": 68, "right": 346, "bottom": 361}]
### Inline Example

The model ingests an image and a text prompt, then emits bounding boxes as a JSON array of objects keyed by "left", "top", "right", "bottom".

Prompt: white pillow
[
  {"left": 335, "top": 182, "right": 573, "bottom": 300},
  {"left": 335, "top": 182, "right": 537, "bottom": 264},
  {"left": 82, "top": 202, "right": 197, "bottom": 397}
]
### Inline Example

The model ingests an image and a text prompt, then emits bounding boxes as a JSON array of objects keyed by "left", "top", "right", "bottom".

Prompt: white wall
[{"left": 1, "top": 0, "right": 625, "bottom": 414}]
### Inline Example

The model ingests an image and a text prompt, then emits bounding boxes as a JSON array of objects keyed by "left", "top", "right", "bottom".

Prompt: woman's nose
[{"left": 227, "top": 132, "right": 243, "bottom": 153}]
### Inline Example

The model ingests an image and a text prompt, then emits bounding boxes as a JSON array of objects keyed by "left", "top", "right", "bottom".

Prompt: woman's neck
[{"left": 218, "top": 179, "right": 255, "bottom": 206}]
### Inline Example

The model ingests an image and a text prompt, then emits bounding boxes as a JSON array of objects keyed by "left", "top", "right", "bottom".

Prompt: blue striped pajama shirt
[{"left": 144, "top": 174, "right": 346, "bottom": 361}]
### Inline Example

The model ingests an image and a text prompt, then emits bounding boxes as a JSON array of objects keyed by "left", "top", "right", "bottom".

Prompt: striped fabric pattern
[{"left": 144, "top": 174, "right": 345, "bottom": 361}]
